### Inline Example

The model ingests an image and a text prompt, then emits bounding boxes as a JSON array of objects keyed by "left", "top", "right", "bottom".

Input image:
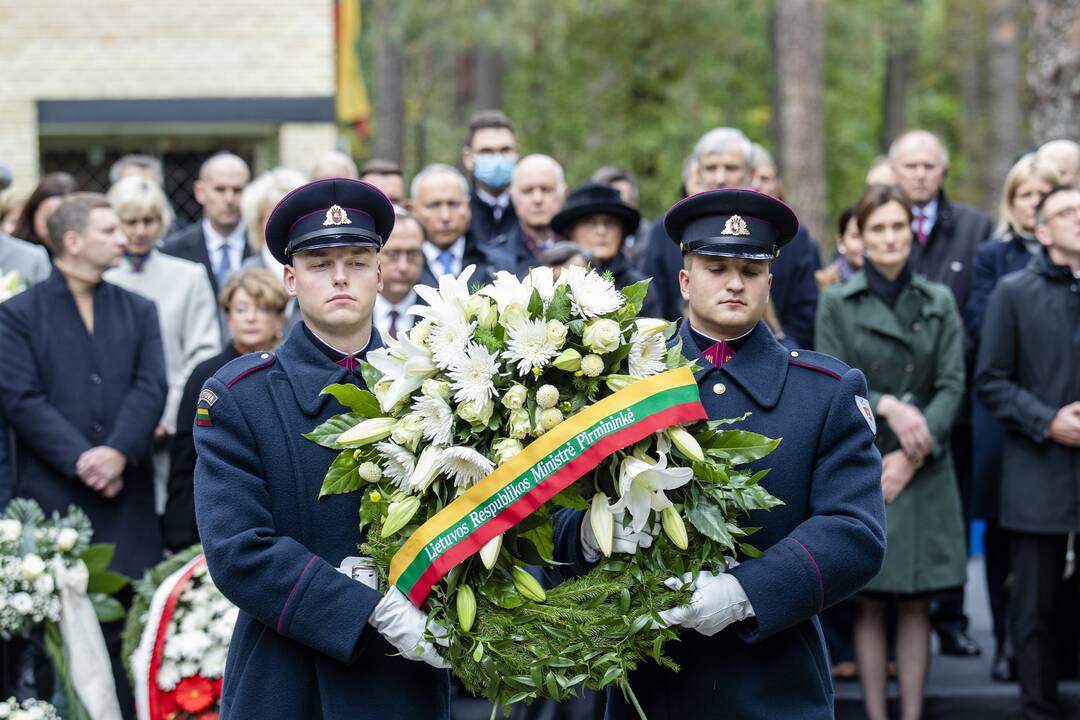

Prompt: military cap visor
[
  {"left": 664, "top": 188, "right": 799, "bottom": 261},
  {"left": 264, "top": 177, "right": 395, "bottom": 265}
]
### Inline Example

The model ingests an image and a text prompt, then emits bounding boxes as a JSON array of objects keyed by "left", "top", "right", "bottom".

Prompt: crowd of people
[{"left": 0, "top": 110, "right": 1078, "bottom": 720}]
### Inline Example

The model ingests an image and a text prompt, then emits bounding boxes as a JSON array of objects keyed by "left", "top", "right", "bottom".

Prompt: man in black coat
[
  {"left": 0, "top": 193, "right": 167, "bottom": 714},
  {"left": 462, "top": 110, "right": 519, "bottom": 245},
  {"left": 161, "top": 152, "right": 252, "bottom": 295},
  {"left": 975, "top": 185, "right": 1080, "bottom": 720},
  {"left": 890, "top": 129, "right": 994, "bottom": 656},
  {"left": 487, "top": 154, "right": 567, "bottom": 279}
]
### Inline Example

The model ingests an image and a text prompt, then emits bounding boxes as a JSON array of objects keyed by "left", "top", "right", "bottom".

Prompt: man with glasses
[
  {"left": 374, "top": 207, "right": 425, "bottom": 340},
  {"left": 976, "top": 184, "right": 1080, "bottom": 720}
]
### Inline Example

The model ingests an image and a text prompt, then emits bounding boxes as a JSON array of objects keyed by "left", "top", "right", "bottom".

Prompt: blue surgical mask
[{"left": 473, "top": 153, "right": 517, "bottom": 190}]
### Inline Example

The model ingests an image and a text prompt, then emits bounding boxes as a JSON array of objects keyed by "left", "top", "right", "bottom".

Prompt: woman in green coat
[{"left": 815, "top": 184, "right": 967, "bottom": 720}]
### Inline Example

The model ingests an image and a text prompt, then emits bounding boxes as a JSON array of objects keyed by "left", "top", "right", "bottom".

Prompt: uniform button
[
  {"left": 89, "top": 373, "right": 102, "bottom": 385},
  {"left": 911, "top": 322, "right": 921, "bottom": 332},
  {"left": 790, "top": 351, "right": 799, "bottom": 358},
  {"left": 260, "top": 353, "right": 270, "bottom": 359},
  {"left": 713, "top": 383, "right": 727, "bottom": 395},
  {"left": 91, "top": 422, "right": 103, "bottom": 433}
]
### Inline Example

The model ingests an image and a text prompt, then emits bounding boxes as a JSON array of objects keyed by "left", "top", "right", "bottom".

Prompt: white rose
[
  {"left": 580, "top": 354, "right": 605, "bottom": 377},
  {"left": 458, "top": 398, "right": 494, "bottom": 426},
  {"left": 33, "top": 574, "right": 54, "bottom": 596},
  {"left": 535, "top": 385, "right": 560, "bottom": 410},
  {"left": 409, "top": 319, "right": 432, "bottom": 345},
  {"left": 538, "top": 407, "right": 565, "bottom": 431},
  {"left": 491, "top": 438, "right": 524, "bottom": 466},
  {"left": 19, "top": 554, "right": 44, "bottom": 581},
  {"left": 11, "top": 592, "right": 33, "bottom": 615},
  {"left": 500, "top": 303, "right": 529, "bottom": 328},
  {"left": 507, "top": 408, "right": 532, "bottom": 440},
  {"left": 0, "top": 519, "right": 21, "bottom": 543},
  {"left": 501, "top": 385, "right": 528, "bottom": 410},
  {"left": 55, "top": 527, "right": 80, "bottom": 553},
  {"left": 545, "top": 320, "right": 568, "bottom": 348},
  {"left": 421, "top": 379, "right": 451, "bottom": 400},
  {"left": 391, "top": 414, "right": 424, "bottom": 451},
  {"left": 582, "top": 318, "right": 622, "bottom": 354},
  {"left": 466, "top": 295, "right": 498, "bottom": 330}
]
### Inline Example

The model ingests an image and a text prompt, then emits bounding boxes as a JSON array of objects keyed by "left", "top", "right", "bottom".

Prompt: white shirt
[
  {"left": 476, "top": 187, "right": 511, "bottom": 222},
  {"left": 373, "top": 290, "right": 417, "bottom": 341},
  {"left": 203, "top": 218, "right": 247, "bottom": 281},
  {"left": 423, "top": 236, "right": 466, "bottom": 278},
  {"left": 912, "top": 197, "right": 939, "bottom": 239}
]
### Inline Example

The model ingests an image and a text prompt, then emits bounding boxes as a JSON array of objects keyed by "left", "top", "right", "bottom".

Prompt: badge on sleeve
[
  {"left": 854, "top": 395, "right": 876, "bottom": 434},
  {"left": 196, "top": 389, "right": 217, "bottom": 427}
]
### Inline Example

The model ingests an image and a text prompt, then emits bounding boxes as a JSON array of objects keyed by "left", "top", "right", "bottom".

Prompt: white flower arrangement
[
  {"left": 0, "top": 696, "right": 61, "bottom": 720},
  {"left": 155, "top": 564, "right": 237, "bottom": 692}
]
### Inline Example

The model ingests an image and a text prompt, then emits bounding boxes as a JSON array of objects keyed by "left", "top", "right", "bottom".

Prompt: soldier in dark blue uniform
[
  {"left": 194, "top": 178, "right": 450, "bottom": 719},
  {"left": 555, "top": 189, "right": 886, "bottom": 719}
]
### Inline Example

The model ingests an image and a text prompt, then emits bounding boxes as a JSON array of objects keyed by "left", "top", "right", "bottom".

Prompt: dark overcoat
[
  {"left": 484, "top": 224, "right": 543, "bottom": 280},
  {"left": 974, "top": 251, "right": 1080, "bottom": 534},
  {"left": 194, "top": 323, "right": 450, "bottom": 720},
  {"left": 0, "top": 269, "right": 167, "bottom": 576},
  {"left": 554, "top": 321, "right": 885, "bottom": 720},
  {"left": 468, "top": 189, "right": 518, "bottom": 245},
  {"left": 816, "top": 270, "right": 967, "bottom": 593},
  {"left": 964, "top": 229, "right": 1033, "bottom": 519}
]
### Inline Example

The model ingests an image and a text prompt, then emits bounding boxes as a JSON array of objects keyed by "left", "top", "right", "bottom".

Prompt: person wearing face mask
[
  {"left": 462, "top": 109, "right": 519, "bottom": 245},
  {"left": 104, "top": 176, "right": 221, "bottom": 519},
  {"left": 964, "top": 153, "right": 1060, "bottom": 683},
  {"left": 816, "top": 184, "right": 967, "bottom": 720}
]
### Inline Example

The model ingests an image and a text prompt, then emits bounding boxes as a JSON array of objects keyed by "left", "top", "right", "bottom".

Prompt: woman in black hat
[{"left": 550, "top": 182, "right": 662, "bottom": 318}]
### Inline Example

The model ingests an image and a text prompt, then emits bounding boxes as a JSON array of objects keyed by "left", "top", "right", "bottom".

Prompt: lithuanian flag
[{"left": 336, "top": 0, "right": 371, "bottom": 139}]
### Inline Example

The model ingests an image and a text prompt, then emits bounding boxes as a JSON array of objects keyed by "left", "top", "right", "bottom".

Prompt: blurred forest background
[{"left": 351, "top": 0, "right": 1080, "bottom": 246}]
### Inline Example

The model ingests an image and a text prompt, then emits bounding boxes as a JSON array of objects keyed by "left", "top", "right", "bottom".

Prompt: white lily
[
  {"left": 609, "top": 450, "right": 693, "bottom": 534},
  {"left": 406, "top": 445, "right": 445, "bottom": 493},
  {"left": 480, "top": 270, "right": 533, "bottom": 313},
  {"left": 410, "top": 264, "right": 476, "bottom": 323},
  {"left": 365, "top": 333, "right": 439, "bottom": 412}
]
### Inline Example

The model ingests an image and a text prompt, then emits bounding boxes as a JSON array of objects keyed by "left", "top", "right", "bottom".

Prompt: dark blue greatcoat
[
  {"left": 553, "top": 321, "right": 885, "bottom": 720},
  {"left": 0, "top": 269, "right": 166, "bottom": 576},
  {"left": 194, "top": 323, "right": 450, "bottom": 720}
]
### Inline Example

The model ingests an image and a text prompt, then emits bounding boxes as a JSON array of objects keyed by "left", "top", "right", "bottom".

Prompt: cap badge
[
  {"left": 323, "top": 205, "right": 353, "bottom": 227},
  {"left": 721, "top": 214, "right": 750, "bottom": 237}
]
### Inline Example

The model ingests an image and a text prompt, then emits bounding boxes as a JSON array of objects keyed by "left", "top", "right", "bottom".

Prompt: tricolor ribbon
[{"left": 390, "top": 367, "right": 707, "bottom": 607}]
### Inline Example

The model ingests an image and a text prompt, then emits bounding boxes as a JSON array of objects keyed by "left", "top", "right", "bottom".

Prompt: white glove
[
  {"left": 655, "top": 570, "right": 755, "bottom": 636},
  {"left": 368, "top": 586, "right": 450, "bottom": 668},
  {"left": 580, "top": 509, "right": 658, "bottom": 562}
]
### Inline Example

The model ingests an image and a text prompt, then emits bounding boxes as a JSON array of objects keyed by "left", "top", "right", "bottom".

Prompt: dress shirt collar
[
  {"left": 476, "top": 187, "right": 510, "bottom": 211},
  {"left": 423, "top": 237, "right": 466, "bottom": 276}
]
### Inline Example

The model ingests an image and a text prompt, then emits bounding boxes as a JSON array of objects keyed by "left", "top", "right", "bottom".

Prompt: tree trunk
[
  {"left": 472, "top": 46, "right": 506, "bottom": 111},
  {"left": 880, "top": 0, "right": 918, "bottom": 151},
  {"left": 956, "top": 0, "right": 988, "bottom": 209},
  {"left": 1028, "top": 0, "right": 1080, "bottom": 144},
  {"left": 372, "top": 0, "right": 404, "bottom": 165},
  {"left": 987, "top": 0, "right": 1023, "bottom": 205},
  {"left": 773, "top": 0, "right": 826, "bottom": 244}
]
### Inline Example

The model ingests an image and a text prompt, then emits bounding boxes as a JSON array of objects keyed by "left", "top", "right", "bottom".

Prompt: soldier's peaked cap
[
  {"left": 265, "top": 177, "right": 394, "bottom": 264},
  {"left": 664, "top": 188, "right": 799, "bottom": 261}
]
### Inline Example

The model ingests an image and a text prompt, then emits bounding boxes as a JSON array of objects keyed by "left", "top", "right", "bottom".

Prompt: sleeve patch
[
  {"left": 199, "top": 388, "right": 218, "bottom": 407},
  {"left": 195, "top": 405, "right": 213, "bottom": 427},
  {"left": 854, "top": 395, "right": 876, "bottom": 434}
]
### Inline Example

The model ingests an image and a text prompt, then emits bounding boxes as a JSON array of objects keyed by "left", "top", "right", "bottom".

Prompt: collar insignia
[
  {"left": 721, "top": 214, "right": 750, "bottom": 237},
  {"left": 323, "top": 205, "right": 353, "bottom": 227}
]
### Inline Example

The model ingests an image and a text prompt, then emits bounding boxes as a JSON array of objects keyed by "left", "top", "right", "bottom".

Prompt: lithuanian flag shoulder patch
[{"left": 196, "top": 388, "right": 217, "bottom": 427}]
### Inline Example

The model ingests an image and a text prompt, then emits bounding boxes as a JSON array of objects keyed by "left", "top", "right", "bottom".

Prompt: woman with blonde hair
[
  {"left": 240, "top": 166, "right": 307, "bottom": 278},
  {"left": 105, "top": 175, "right": 221, "bottom": 516},
  {"left": 963, "top": 153, "right": 1059, "bottom": 682}
]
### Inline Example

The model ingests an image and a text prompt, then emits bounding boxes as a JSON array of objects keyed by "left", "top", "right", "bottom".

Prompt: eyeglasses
[
  {"left": 229, "top": 304, "right": 275, "bottom": 317},
  {"left": 1046, "top": 205, "right": 1080, "bottom": 223},
  {"left": 381, "top": 249, "right": 424, "bottom": 264}
]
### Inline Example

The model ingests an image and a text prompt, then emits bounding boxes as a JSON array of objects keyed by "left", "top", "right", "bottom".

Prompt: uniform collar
[
  {"left": 674, "top": 319, "right": 788, "bottom": 409},
  {"left": 277, "top": 321, "right": 385, "bottom": 416}
]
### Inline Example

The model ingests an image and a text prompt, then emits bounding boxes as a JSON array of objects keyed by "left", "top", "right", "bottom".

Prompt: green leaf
[
  {"left": 599, "top": 665, "right": 624, "bottom": 688},
  {"left": 619, "top": 278, "right": 651, "bottom": 315},
  {"left": 319, "top": 449, "right": 362, "bottom": 498},
  {"left": 550, "top": 490, "right": 590, "bottom": 510},
  {"left": 358, "top": 360, "right": 383, "bottom": 393},
  {"left": 303, "top": 413, "right": 363, "bottom": 449},
  {"left": 527, "top": 288, "right": 544, "bottom": 317},
  {"left": 80, "top": 544, "right": 115, "bottom": 574},
  {"left": 704, "top": 430, "right": 781, "bottom": 465},
  {"left": 319, "top": 385, "right": 382, "bottom": 417},
  {"left": 686, "top": 497, "right": 734, "bottom": 548},
  {"left": 474, "top": 327, "right": 502, "bottom": 353},
  {"left": 87, "top": 570, "right": 130, "bottom": 595},
  {"left": 739, "top": 542, "right": 765, "bottom": 559},
  {"left": 478, "top": 570, "right": 522, "bottom": 609},
  {"left": 545, "top": 284, "right": 572, "bottom": 323},
  {"left": 359, "top": 490, "right": 381, "bottom": 530},
  {"left": 665, "top": 339, "right": 689, "bottom": 369},
  {"left": 520, "top": 524, "right": 555, "bottom": 564},
  {"left": 91, "top": 594, "right": 126, "bottom": 623}
]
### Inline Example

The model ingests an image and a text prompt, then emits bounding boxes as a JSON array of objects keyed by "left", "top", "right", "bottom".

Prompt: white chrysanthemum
[
  {"left": 202, "top": 646, "right": 229, "bottom": 678},
  {"left": 412, "top": 393, "right": 454, "bottom": 446},
  {"left": 558, "top": 265, "right": 624, "bottom": 318},
  {"left": 449, "top": 343, "right": 499, "bottom": 406},
  {"left": 628, "top": 332, "right": 666, "bottom": 377},
  {"left": 442, "top": 446, "right": 496, "bottom": 490},
  {"left": 428, "top": 313, "right": 475, "bottom": 370},
  {"left": 157, "top": 660, "right": 181, "bottom": 691},
  {"left": 503, "top": 318, "right": 559, "bottom": 376},
  {"left": 170, "top": 629, "right": 212, "bottom": 659},
  {"left": 376, "top": 441, "right": 417, "bottom": 490}
]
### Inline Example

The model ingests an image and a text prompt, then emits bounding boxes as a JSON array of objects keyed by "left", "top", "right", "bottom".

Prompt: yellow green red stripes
[
  {"left": 196, "top": 407, "right": 212, "bottom": 427},
  {"left": 389, "top": 367, "right": 706, "bottom": 606}
]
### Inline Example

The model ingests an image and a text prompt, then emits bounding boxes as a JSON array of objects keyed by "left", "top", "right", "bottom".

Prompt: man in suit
[
  {"left": 410, "top": 164, "right": 504, "bottom": 287},
  {"left": 0, "top": 192, "right": 167, "bottom": 713},
  {"left": 890, "top": 129, "right": 994, "bottom": 657},
  {"left": 487, "top": 154, "right": 567, "bottom": 279},
  {"left": 554, "top": 189, "right": 885, "bottom": 719},
  {"left": 373, "top": 206, "right": 425, "bottom": 341},
  {"left": 194, "top": 178, "right": 450, "bottom": 719},
  {"left": 462, "top": 109, "right": 519, "bottom": 245},
  {"left": 162, "top": 152, "right": 252, "bottom": 294}
]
